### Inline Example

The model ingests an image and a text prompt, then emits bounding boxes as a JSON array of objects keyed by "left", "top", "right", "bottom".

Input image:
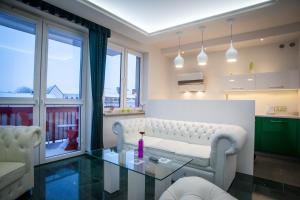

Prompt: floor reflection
[{"left": 16, "top": 155, "right": 300, "bottom": 200}]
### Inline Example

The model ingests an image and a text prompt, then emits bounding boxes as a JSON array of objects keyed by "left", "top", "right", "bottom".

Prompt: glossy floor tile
[
  {"left": 17, "top": 155, "right": 300, "bottom": 200},
  {"left": 254, "top": 153, "right": 300, "bottom": 187}
]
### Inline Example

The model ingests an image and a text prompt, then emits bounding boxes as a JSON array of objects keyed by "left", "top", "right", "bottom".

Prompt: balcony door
[
  {"left": 40, "top": 22, "right": 87, "bottom": 163},
  {"left": 0, "top": 10, "right": 87, "bottom": 164}
]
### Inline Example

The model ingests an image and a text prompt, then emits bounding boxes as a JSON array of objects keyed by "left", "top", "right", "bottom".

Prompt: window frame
[{"left": 104, "top": 42, "right": 143, "bottom": 111}]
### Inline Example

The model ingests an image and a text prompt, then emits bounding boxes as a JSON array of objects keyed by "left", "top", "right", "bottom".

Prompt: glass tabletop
[{"left": 88, "top": 145, "right": 192, "bottom": 181}]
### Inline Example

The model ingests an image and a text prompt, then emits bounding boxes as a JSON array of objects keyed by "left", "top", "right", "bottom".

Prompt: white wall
[
  {"left": 145, "top": 100, "right": 255, "bottom": 175},
  {"left": 168, "top": 40, "right": 299, "bottom": 114}
]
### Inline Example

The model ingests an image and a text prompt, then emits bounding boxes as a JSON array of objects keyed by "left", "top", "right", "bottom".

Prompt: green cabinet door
[
  {"left": 255, "top": 117, "right": 262, "bottom": 151},
  {"left": 260, "top": 117, "right": 297, "bottom": 156},
  {"left": 298, "top": 119, "right": 300, "bottom": 156}
]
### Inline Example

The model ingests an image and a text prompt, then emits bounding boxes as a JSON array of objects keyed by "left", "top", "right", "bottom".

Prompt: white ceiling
[
  {"left": 84, "top": 0, "right": 272, "bottom": 34},
  {"left": 41, "top": 0, "right": 300, "bottom": 50}
]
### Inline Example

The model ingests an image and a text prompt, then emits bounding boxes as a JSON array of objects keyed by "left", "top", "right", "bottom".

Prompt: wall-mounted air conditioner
[{"left": 177, "top": 72, "right": 205, "bottom": 92}]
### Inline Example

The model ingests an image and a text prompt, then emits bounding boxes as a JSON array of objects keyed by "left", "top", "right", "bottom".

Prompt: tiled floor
[
  {"left": 19, "top": 155, "right": 300, "bottom": 200},
  {"left": 254, "top": 153, "right": 300, "bottom": 187}
]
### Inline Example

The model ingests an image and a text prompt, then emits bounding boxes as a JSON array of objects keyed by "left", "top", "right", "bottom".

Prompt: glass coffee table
[{"left": 88, "top": 145, "right": 192, "bottom": 200}]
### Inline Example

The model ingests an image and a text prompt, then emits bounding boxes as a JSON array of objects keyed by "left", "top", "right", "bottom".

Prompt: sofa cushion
[
  {"left": 175, "top": 144, "right": 211, "bottom": 167},
  {"left": 125, "top": 135, "right": 211, "bottom": 167},
  {"left": 0, "top": 162, "right": 26, "bottom": 190}
]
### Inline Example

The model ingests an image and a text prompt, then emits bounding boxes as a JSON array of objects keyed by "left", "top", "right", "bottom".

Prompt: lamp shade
[
  {"left": 226, "top": 42, "right": 238, "bottom": 62},
  {"left": 174, "top": 51, "right": 184, "bottom": 68},
  {"left": 197, "top": 47, "right": 208, "bottom": 66}
]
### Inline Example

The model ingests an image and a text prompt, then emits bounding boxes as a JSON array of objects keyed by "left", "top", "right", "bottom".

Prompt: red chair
[{"left": 65, "top": 129, "right": 78, "bottom": 150}]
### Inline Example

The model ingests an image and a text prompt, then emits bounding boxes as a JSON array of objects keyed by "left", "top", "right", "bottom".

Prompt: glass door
[
  {"left": 39, "top": 22, "right": 86, "bottom": 163},
  {"left": 0, "top": 9, "right": 87, "bottom": 164}
]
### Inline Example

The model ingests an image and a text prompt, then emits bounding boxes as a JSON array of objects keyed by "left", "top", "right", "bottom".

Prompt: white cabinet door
[
  {"left": 256, "top": 69, "right": 299, "bottom": 90},
  {"left": 223, "top": 74, "right": 255, "bottom": 90},
  {"left": 255, "top": 72, "right": 286, "bottom": 89}
]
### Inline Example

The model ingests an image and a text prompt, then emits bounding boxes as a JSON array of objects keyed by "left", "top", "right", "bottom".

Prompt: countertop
[
  {"left": 256, "top": 114, "right": 300, "bottom": 119},
  {"left": 103, "top": 111, "right": 145, "bottom": 117}
]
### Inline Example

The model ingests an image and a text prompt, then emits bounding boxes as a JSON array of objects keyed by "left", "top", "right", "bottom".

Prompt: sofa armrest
[
  {"left": 112, "top": 118, "right": 146, "bottom": 151},
  {"left": 211, "top": 126, "right": 247, "bottom": 155},
  {"left": 210, "top": 126, "right": 247, "bottom": 167}
]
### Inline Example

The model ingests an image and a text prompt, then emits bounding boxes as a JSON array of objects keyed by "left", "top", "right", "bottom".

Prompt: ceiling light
[
  {"left": 197, "top": 26, "right": 208, "bottom": 66},
  {"left": 85, "top": 0, "right": 274, "bottom": 34},
  {"left": 226, "top": 19, "right": 238, "bottom": 63},
  {"left": 174, "top": 32, "right": 184, "bottom": 68},
  {"left": 260, "top": 38, "right": 264, "bottom": 41}
]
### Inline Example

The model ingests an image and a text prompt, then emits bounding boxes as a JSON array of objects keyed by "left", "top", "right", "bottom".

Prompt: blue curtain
[{"left": 89, "top": 28, "right": 110, "bottom": 149}]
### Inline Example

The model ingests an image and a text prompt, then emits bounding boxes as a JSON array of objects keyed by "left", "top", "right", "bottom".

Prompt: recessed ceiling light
[{"left": 85, "top": 0, "right": 274, "bottom": 34}]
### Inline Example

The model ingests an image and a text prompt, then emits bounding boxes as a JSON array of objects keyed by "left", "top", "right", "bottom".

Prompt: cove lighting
[{"left": 85, "top": 0, "right": 273, "bottom": 34}]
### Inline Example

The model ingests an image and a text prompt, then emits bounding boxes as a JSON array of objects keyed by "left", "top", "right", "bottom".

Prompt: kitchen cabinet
[
  {"left": 255, "top": 70, "right": 299, "bottom": 90},
  {"left": 223, "top": 74, "right": 255, "bottom": 91},
  {"left": 298, "top": 120, "right": 300, "bottom": 156},
  {"left": 224, "top": 69, "right": 299, "bottom": 91},
  {"left": 255, "top": 116, "right": 298, "bottom": 156}
]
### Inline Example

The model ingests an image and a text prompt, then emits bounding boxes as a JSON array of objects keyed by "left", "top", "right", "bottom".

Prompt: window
[
  {"left": 103, "top": 44, "right": 142, "bottom": 109},
  {"left": 103, "top": 48, "right": 122, "bottom": 108},
  {"left": 46, "top": 28, "right": 82, "bottom": 99},
  {"left": 0, "top": 12, "right": 36, "bottom": 98},
  {"left": 126, "top": 53, "right": 141, "bottom": 108}
]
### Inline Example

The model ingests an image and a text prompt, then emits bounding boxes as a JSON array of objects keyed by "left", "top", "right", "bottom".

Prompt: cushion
[
  {"left": 159, "top": 177, "right": 237, "bottom": 200},
  {"left": 175, "top": 143, "right": 211, "bottom": 167},
  {"left": 125, "top": 135, "right": 211, "bottom": 167},
  {"left": 0, "top": 162, "right": 26, "bottom": 190}
]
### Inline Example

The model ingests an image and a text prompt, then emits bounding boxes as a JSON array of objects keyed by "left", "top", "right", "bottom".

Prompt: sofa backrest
[{"left": 144, "top": 118, "right": 227, "bottom": 146}]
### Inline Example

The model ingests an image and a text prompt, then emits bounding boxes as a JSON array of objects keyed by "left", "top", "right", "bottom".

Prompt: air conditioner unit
[{"left": 177, "top": 72, "right": 205, "bottom": 92}]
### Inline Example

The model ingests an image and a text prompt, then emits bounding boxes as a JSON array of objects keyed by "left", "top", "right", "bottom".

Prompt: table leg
[
  {"left": 128, "top": 170, "right": 145, "bottom": 200},
  {"left": 155, "top": 175, "right": 172, "bottom": 200},
  {"left": 104, "top": 162, "right": 120, "bottom": 193}
]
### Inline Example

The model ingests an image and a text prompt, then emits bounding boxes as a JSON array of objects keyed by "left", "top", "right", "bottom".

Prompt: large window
[{"left": 103, "top": 44, "right": 142, "bottom": 109}]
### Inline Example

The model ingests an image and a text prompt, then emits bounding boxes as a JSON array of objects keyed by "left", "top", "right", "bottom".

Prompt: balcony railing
[{"left": 0, "top": 106, "right": 79, "bottom": 143}]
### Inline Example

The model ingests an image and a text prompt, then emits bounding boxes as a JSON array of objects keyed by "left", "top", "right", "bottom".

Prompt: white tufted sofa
[
  {"left": 113, "top": 118, "right": 247, "bottom": 190},
  {"left": 160, "top": 176, "right": 237, "bottom": 200},
  {"left": 0, "top": 126, "right": 41, "bottom": 200}
]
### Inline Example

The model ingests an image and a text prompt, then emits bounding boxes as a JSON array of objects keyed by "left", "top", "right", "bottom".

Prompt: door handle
[
  {"left": 270, "top": 120, "right": 284, "bottom": 123},
  {"left": 34, "top": 99, "right": 39, "bottom": 106},
  {"left": 40, "top": 99, "right": 44, "bottom": 106}
]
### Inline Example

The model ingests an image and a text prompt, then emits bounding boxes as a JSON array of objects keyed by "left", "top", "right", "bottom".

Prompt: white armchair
[{"left": 0, "top": 126, "right": 41, "bottom": 200}]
